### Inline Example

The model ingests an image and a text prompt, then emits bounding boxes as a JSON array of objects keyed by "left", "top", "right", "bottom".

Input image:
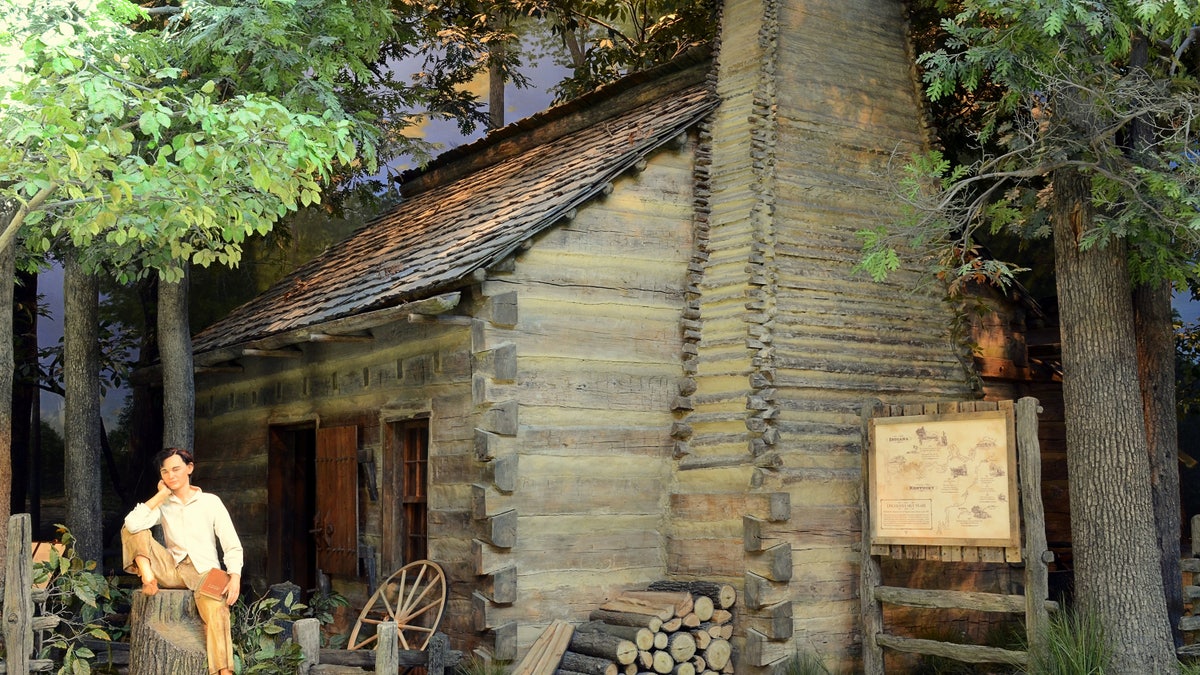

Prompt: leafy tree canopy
[
  {"left": 860, "top": 0, "right": 1200, "bottom": 293},
  {"left": 0, "top": 0, "right": 401, "bottom": 283}
]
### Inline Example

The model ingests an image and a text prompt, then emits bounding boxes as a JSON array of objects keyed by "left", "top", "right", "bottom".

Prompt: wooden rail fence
[{"left": 860, "top": 397, "right": 1055, "bottom": 672}]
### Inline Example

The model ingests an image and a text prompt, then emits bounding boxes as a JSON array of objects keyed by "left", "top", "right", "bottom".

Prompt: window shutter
[{"left": 315, "top": 425, "right": 359, "bottom": 577}]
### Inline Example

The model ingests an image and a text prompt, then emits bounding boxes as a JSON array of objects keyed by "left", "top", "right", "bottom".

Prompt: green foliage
[
  {"left": 405, "top": 0, "right": 718, "bottom": 116},
  {"left": 1027, "top": 608, "right": 1110, "bottom": 675},
  {"left": 33, "top": 526, "right": 131, "bottom": 675},
  {"left": 0, "top": 0, "right": 367, "bottom": 282},
  {"left": 865, "top": 0, "right": 1200, "bottom": 291},
  {"left": 1177, "top": 318, "right": 1200, "bottom": 415},
  {"left": 231, "top": 587, "right": 349, "bottom": 674}
]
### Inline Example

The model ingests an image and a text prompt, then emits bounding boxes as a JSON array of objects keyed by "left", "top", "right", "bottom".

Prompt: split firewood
[
  {"left": 600, "top": 598, "right": 676, "bottom": 622},
  {"left": 554, "top": 671, "right": 592, "bottom": 675},
  {"left": 568, "top": 628, "right": 638, "bottom": 665},
  {"left": 717, "top": 625, "right": 732, "bottom": 640},
  {"left": 680, "top": 613, "right": 701, "bottom": 628},
  {"left": 704, "top": 639, "right": 731, "bottom": 671},
  {"left": 667, "top": 631, "right": 696, "bottom": 663},
  {"left": 638, "top": 650, "right": 654, "bottom": 669},
  {"left": 624, "top": 664, "right": 638, "bottom": 675},
  {"left": 618, "top": 591, "right": 693, "bottom": 618},
  {"left": 691, "top": 655, "right": 706, "bottom": 672},
  {"left": 560, "top": 650, "right": 619, "bottom": 675},
  {"left": 646, "top": 581, "right": 736, "bottom": 609},
  {"left": 691, "top": 629, "right": 711, "bottom": 650},
  {"left": 671, "top": 663, "right": 695, "bottom": 675},
  {"left": 589, "top": 609, "right": 663, "bottom": 633},
  {"left": 651, "top": 650, "right": 674, "bottom": 674},
  {"left": 661, "top": 617, "right": 683, "bottom": 632},
  {"left": 577, "top": 621, "right": 655, "bottom": 651},
  {"left": 710, "top": 609, "right": 732, "bottom": 626},
  {"left": 513, "top": 619, "right": 575, "bottom": 675}
]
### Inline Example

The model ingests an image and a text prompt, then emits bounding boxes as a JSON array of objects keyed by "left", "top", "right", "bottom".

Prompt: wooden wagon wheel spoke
[{"left": 348, "top": 560, "right": 447, "bottom": 652}]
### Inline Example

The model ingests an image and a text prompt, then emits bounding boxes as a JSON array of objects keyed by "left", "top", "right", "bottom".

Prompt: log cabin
[{"left": 189, "top": 0, "right": 1064, "bottom": 670}]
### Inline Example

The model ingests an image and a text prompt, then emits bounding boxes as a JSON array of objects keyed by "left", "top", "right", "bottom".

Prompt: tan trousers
[{"left": 121, "top": 528, "right": 234, "bottom": 674}]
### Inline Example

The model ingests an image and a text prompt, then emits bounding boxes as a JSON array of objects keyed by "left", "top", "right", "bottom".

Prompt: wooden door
[{"left": 315, "top": 425, "right": 359, "bottom": 577}]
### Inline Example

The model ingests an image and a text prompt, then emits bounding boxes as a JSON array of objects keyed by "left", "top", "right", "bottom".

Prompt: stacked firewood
[{"left": 513, "top": 581, "right": 737, "bottom": 675}]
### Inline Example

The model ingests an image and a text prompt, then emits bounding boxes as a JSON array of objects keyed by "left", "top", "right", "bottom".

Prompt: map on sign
[{"left": 868, "top": 410, "right": 1019, "bottom": 549}]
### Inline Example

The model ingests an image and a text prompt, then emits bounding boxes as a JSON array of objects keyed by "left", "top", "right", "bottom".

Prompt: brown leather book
[{"left": 197, "top": 568, "right": 231, "bottom": 600}]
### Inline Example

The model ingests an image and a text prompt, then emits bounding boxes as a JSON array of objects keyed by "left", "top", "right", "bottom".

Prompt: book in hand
[{"left": 197, "top": 568, "right": 231, "bottom": 600}]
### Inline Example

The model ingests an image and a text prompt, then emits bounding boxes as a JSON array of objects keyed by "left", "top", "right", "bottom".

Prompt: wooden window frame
[{"left": 382, "top": 416, "right": 430, "bottom": 571}]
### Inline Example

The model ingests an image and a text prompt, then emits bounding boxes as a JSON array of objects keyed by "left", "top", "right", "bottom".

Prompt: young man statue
[{"left": 122, "top": 447, "right": 243, "bottom": 675}]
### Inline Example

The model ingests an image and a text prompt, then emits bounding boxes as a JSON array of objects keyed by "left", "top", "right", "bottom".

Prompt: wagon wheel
[{"left": 348, "top": 560, "right": 447, "bottom": 652}]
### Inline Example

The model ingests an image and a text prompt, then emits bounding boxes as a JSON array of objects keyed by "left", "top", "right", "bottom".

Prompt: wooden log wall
[
  {"left": 193, "top": 316, "right": 478, "bottom": 647},
  {"left": 677, "top": 0, "right": 976, "bottom": 670},
  {"left": 468, "top": 137, "right": 700, "bottom": 659}
]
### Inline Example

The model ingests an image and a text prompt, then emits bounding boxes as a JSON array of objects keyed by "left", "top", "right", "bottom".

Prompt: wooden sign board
[{"left": 868, "top": 408, "right": 1019, "bottom": 551}]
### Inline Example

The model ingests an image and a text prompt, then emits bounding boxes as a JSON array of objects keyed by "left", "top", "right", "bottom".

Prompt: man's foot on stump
[{"left": 141, "top": 576, "right": 159, "bottom": 596}]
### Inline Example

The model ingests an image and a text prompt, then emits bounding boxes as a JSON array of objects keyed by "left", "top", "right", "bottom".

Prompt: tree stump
[{"left": 129, "top": 590, "right": 208, "bottom": 675}]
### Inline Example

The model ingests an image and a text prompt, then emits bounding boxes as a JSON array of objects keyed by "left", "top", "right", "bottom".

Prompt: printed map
[{"left": 870, "top": 411, "right": 1017, "bottom": 547}]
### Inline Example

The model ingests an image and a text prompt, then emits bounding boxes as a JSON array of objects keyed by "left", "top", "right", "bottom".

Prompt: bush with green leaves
[
  {"left": 32, "top": 525, "right": 130, "bottom": 675},
  {"left": 231, "top": 586, "right": 348, "bottom": 674}
]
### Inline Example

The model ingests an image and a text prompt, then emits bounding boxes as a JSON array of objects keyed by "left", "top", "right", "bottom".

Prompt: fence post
[
  {"left": 4, "top": 514, "right": 33, "bottom": 674},
  {"left": 427, "top": 632, "right": 447, "bottom": 675},
  {"left": 1017, "top": 397, "right": 1050, "bottom": 667},
  {"left": 375, "top": 621, "right": 398, "bottom": 675},
  {"left": 294, "top": 618, "right": 321, "bottom": 673}
]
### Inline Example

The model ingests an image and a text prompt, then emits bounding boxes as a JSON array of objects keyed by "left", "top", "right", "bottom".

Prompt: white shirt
[{"left": 124, "top": 487, "right": 244, "bottom": 576}]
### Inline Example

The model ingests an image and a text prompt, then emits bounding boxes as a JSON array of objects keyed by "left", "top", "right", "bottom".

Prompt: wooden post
[
  {"left": 427, "top": 632, "right": 448, "bottom": 675},
  {"left": 294, "top": 617, "right": 320, "bottom": 673},
  {"left": 376, "top": 621, "right": 399, "bottom": 675},
  {"left": 860, "top": 400, "right": 885, "bottom": 675},
  {"left": 4, "top": 514, "right": 33, "bottom": 674},
  {"left": 1017, "top": 397, "right": 1051, "bottom": 666}
]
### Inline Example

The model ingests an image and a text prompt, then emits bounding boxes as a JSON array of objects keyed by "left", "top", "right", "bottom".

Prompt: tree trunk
[
  {"left": 1134, "top": 278, "right": 1183, "bottom": 646},
  {"left": 64, "top": 250, "right": 103, "bottom": 565},
  {"left": 128, "top": 590, "right": 208, "bottom": 675},
  {"left": 1127, "top": 32, "right": 1184, "bottom": 648},
  {"left": 0, "top": 234, "right": 14, "bottom": 579},
  {"left": 158, "top": 271, "right": 193, "bottom": 451},
  {"left": 11, "top": 270, "right": 37, "bottom": 517},
  {"left": 1051, "top": 168, "right": 1176, "bottom": 673}
]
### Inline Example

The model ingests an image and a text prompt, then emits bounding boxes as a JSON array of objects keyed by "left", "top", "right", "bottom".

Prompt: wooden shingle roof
[{"left": 193, "top": 55, "right": 716, "bottom": 361}]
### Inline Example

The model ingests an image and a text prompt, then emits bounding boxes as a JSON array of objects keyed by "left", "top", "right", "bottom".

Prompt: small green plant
[
  {"left": 33, "top": 525, "right": 130, "bottom": 675},
  {"left": 231, "top": 586, "right": 349, "bottom": 674},
  {"left": 776, "top": 649, "right": 832, "bottom": 675},
  {"left": 1027, "top": 608, "right": 1109, "bottom": 675}
]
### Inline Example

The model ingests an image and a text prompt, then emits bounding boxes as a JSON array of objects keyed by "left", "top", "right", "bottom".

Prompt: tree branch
[{"left": 0, "top": 183, "right": 58, "bottom": 253}]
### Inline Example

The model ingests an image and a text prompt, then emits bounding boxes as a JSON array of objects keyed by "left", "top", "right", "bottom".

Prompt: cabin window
[{"left": 384, "top": 418, "right": 430, "bottom": 568}]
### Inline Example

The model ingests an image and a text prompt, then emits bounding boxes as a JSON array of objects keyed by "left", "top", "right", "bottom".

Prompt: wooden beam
[
  {"left": 240, "top": 348, "right": 302, "bottom": 358},
  {"left": 306, "top": 332, "right": 373, "bottom": 343}
]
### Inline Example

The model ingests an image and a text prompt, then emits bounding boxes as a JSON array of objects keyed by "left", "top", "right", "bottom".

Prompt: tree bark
[
  {"left": 1051, "top": 168, "right": 1177, "bottom": 673},
  {"left": 0, "top": 234, "right": 14, "bottom": 579},
  {"left": 64, "top": 250, "right": 103, "bottom": 565},
  {"left": 1127, "top": 32, "right": 1184, "bottom": 649},
  {"left": 1134, "top": 278, "right": 1183, "bottom": 646},
  {"left": 158, "top": 271, "right": 193, "bottom": 451}
]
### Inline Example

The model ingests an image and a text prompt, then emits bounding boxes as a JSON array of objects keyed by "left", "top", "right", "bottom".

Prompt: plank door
[{"left": 314, "top": 425, "right": 360, "bottom": 577}]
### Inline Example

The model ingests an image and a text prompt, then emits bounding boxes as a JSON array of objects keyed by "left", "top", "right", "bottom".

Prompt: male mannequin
[{"left": 122, "top": 447, "right": 243, "bottom": 675}]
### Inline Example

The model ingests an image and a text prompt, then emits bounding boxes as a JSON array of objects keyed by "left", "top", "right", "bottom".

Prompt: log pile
[{"left": 512, "top": 580, "right": 736, "bottom": 675}]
